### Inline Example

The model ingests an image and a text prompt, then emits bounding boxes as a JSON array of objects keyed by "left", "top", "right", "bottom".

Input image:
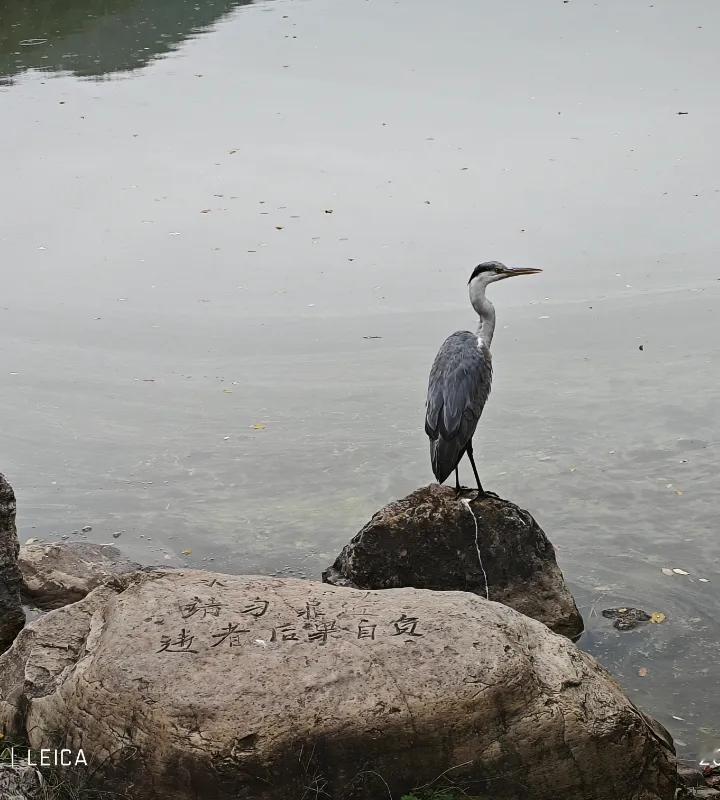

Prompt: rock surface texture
[
  {"left": 0, "top": 763, "right": 43, "bottom": 800},
  {"left": 0, "top": 569, "right": 674, "bottom": 800},
  {"left": 19, "top": 541, "right": 140, "bottom": 609},
  {"left": 324, "top": 484, "right": 583, "bottom": 638},
  {"left": 0, "top": 473, "right": 25, "bottom": 651}
]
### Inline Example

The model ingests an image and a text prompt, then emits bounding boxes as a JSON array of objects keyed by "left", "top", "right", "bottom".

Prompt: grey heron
[{"left": 424, "top": 261, "right": 542, "bottom": 495}]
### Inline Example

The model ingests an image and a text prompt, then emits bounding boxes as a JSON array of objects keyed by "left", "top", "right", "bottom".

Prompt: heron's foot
[{"left": 460, "top": 485, "right": 489, "bottom": 501}]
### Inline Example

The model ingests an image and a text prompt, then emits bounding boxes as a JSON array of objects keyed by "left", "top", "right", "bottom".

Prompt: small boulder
[
  {"left": 0, "top": 570, "right": 674, "bottom": 800},
  {"left": 324, "top": 484, "right": 583, "bottom": 638},
  {"left": 0, "top": 473, "right": 25, "bottom": 651},
  {"left": 19, "top": 541, "right": 141, "bottom": 609}
]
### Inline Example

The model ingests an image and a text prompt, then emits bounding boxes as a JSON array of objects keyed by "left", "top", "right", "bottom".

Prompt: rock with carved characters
[{"left": 0, "top": 569, "right": 674, "bottom": 800}]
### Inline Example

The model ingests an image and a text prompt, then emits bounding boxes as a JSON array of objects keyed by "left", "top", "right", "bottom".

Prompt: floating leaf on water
[
  {"left": 672, "top": 568, "right": 689, "bottom": 575},
  {"left": 699, "top": 578, "right": 710, "bottom": 583},
  {"left": 661, "top": 568, "right": 674, "bottom": 576},
  {"left": 638, "top": 667, "right": 649, "bottom": 677},
  {"left": 181, "top": 549, "right": 192, "bottom": 556},
  {"left": 252, "top": 423, "right": 267, "bottom": 430},
  {"left": 650, "top": 612, "right": 666, "bottom": 624}
]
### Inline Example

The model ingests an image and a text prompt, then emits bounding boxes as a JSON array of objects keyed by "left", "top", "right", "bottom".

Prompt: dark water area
[
  {"left": 1, "top": 0, "right": 719, "bottom": 766},
  {"left": 0, "top": 0, "right": 254, "bottom": 81}
]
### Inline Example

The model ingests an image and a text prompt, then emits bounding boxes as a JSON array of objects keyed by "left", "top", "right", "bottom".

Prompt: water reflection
[{"left": 0, "top": 0, "right": 256, "bottom": 81}]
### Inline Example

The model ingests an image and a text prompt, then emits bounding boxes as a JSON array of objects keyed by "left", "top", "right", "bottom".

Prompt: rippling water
[{"left": 1, "top": 0, "right": 719, "bottom": 762}]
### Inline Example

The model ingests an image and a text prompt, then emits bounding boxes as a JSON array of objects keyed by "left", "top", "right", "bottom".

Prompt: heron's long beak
[{"left": 499, "top": 267, "right": 543, "bottom": 279}]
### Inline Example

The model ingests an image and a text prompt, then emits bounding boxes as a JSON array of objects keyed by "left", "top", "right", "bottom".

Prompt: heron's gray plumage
[
  {"left": 425, "top": 331, "right": 492, "bottom": 483},
  {"left": 424, "top": 261, "right": 541, "bottom": 490}
]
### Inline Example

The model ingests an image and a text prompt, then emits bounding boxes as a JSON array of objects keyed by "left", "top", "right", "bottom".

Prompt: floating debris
[
  {"left": 650, "top": 612, "right": 667, "bottom": 624},
  {"left": 672, "top": 568, "right": 690, "bottom": 575}
]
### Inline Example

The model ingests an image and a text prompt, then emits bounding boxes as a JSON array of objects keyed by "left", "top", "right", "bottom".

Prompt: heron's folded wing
[{"left": 425, "top": 332, "right": 492, "bottom": 441}]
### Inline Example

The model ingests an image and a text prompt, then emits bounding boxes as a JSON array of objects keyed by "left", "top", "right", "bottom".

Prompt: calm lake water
[{"left": 1, "top": 0, "right": 719, "bottom": 765}]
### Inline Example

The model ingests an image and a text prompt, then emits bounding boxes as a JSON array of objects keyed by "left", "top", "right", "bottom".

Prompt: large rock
[
  {"left": 19, "top": 541, "right": 141, "bottom": 610},
  {"left": 0, "top": 473, "right": 24, "bottom": 651},
  {"left": 324, "top": 484, "right": 583, "bottom": 639},
  {"left": 0, "top": 569, "right": 675, "bottom": 800}
]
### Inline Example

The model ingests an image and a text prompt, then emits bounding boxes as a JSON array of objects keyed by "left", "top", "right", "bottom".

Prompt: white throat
[{"left": 469, "top": 280, "right": 496, "bottom": 347}]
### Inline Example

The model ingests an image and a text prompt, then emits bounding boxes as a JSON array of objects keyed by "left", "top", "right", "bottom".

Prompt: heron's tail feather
[{"left": 430, "top": 436, "right": 464, "bottom": 484}]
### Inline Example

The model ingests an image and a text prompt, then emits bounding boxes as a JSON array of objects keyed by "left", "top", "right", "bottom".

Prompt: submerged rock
[
  {"left": 0, "top": 569, "right": 674, "bottom": 800},
  {"left": 602, "top": 607, "right": 651, "bottom": 631},
  {"left": 19, "top": 541, "right": 140, "bottom": 609},
  {"left": 324, "top": 484, "right": 583, "bottom": 639},
  {"left": 0, "top": 473, "right": 25, "bottom": 652}
]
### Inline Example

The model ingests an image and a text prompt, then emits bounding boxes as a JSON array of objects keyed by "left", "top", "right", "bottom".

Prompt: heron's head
[
  {"left": 468, "top": 261, "right": 542, "bottom": 305},
  {"left": 468, "top": 261, "right": 542, "bottom": 294}
]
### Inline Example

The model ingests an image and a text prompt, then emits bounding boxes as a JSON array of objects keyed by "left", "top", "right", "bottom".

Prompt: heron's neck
[{"left": 471, "top": 286, "right": 496, "bottom": 347}]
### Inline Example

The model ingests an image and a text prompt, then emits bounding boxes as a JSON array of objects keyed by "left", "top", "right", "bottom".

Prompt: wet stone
[{"left": 0, "top": 473, "right": 25, "bottom": 651}]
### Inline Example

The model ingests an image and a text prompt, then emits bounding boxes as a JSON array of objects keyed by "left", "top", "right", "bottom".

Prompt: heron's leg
[
  {"left": 466, "top": 441, "right": 484, "bottom": 495},
  {"left": 454, "top": 467, "right": 460, "bottom": 492}
]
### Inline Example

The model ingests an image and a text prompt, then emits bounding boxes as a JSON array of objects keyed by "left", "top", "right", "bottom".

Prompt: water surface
[{"left": 1, "top": 0, "right": 719, "bottom": 764}]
